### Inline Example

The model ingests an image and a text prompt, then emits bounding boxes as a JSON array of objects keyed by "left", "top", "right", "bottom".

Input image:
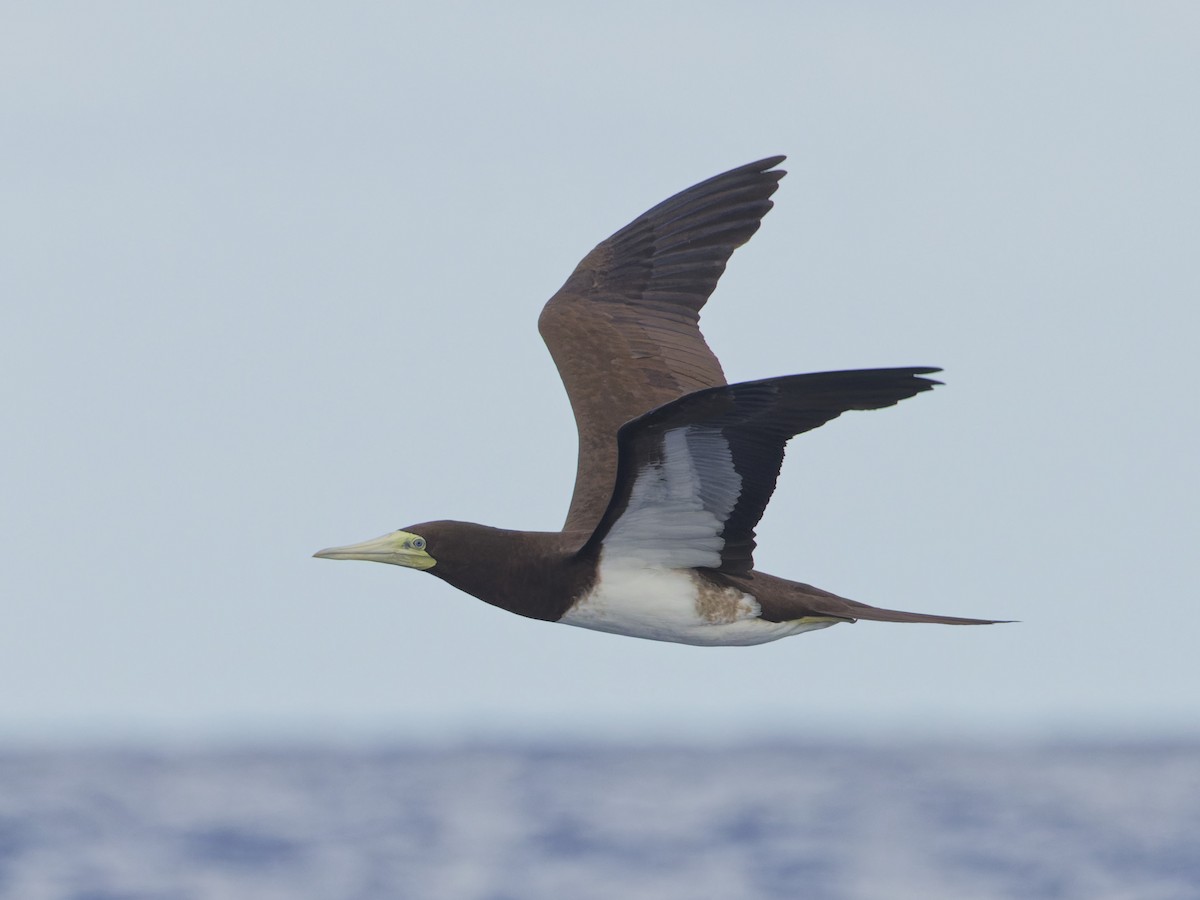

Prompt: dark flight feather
[
  {"left": 583, "top": 368, "right": 942, "bottom": 575},
  {"left": 539, "top": 156, "right": 787, "bottom": 534}
]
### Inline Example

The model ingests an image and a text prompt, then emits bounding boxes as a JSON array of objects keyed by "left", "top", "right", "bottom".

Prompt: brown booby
[{"left": 315, "top": 156, "right": 1003, "bottom": 645}]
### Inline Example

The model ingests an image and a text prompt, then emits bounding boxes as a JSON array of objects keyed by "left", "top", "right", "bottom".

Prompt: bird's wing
[
  {"left": 539, "top": 156, "right": 786, "bottom": 534},
  {"left": 579, "top": 369, "right": 942, "bottom": 574}
]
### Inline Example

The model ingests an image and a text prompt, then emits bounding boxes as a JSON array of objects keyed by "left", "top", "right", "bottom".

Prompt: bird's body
[
  {"left": 562, "top": 564, "right": 838, "bottom": 646},
  {"left": 316, "top": 157, "right": 1003, "bottom": 644}
]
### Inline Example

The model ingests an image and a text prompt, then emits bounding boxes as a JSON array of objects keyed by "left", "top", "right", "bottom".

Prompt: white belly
[{"left": 560, "top": 559, "right": 840, "bottom": 646}]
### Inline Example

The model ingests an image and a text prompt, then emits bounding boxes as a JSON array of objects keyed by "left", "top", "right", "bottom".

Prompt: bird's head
[{"left": 313, "top": 524, "right": 439, "bottom": 570}]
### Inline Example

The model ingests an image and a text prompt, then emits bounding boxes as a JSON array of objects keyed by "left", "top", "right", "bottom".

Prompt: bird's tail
[
  {"left": 807, "top": 595, "right": 1010, "bottom": 625},
  {"left": 839, "top": 606, "right": 1010, "bottom": 625}
]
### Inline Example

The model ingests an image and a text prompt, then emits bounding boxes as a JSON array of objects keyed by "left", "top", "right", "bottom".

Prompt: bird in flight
[{"left": 315, "top": 156, "right": 1002, "bottom": 645}]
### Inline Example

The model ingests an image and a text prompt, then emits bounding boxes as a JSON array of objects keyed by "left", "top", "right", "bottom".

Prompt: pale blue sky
[{"left": 3, "top": 2, "right": 1197, "bottom": 743}]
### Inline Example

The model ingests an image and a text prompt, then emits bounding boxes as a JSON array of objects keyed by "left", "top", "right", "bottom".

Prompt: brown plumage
[
  {"left": 539, "top": 156, "right": 783, "bottom": 534},
  {"left": 315, "top": 157, "right": 1005, "bottom": 645}
]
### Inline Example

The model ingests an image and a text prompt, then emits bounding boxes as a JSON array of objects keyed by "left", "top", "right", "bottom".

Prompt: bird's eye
[{"left": 410, "top": 537, "right": 426, "bottom": 550}]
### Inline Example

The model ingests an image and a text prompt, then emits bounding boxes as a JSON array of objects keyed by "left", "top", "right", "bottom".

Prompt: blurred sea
[{"left": 0, "top": 740, "right": 1197, "bottom": 900}]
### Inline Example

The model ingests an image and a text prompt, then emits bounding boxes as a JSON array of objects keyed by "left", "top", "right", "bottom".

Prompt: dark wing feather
[
  {"left": 582, "top": 368, "right": 942, "bottom": 575},
  {"left": 539, "top": 157, "right": 786, "bottom": 534}
]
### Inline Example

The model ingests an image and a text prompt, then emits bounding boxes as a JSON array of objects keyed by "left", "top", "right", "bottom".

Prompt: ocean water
[{"left": 0, "top": 741, "right": 1197, "bottom": 900}]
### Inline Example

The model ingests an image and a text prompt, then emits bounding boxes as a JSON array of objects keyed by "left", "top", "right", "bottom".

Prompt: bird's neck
[{"left": 428, "top": 525, "right": 594, "bottom": 622}]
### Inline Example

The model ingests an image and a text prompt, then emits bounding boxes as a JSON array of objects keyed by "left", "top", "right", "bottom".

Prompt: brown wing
[
  {"left": 538, "top": 156, "right": 787, "bottom": 534},
  {"left": 579, "top": 369, "right": 944, "bottom": 574}
]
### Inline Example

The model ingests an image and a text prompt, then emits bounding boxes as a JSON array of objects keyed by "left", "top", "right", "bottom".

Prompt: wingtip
[
  {"left": 902, "top": 367, "right": 943, "bottom": 390},
  {"left": 729, "top": 155, "right": 787, "bottom": 178}
]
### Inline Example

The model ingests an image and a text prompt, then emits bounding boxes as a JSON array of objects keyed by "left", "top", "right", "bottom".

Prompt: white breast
[{"left": 561, "top": 556, "right": 840, "bottom": 646}]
